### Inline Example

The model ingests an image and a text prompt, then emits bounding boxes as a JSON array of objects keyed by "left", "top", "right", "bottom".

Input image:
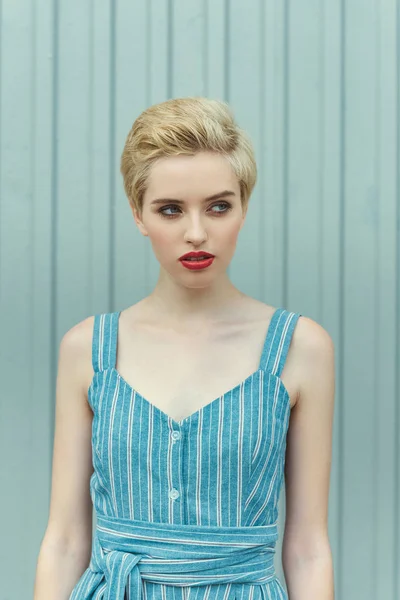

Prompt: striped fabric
[{"left": 69, "top": 307, "right": 301, "bottom": 599}]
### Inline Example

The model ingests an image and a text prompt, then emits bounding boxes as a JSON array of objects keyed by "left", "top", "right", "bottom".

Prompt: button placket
[{"left": 170, "top": 427, "right": 182, "bottom": 502}]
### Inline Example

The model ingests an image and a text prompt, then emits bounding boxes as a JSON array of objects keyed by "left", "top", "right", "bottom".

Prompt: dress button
[
  {"left": 171, "top": 430, "right": 181, "bottom": 441},
  {"left": 169, "top": 488, "right": 180, "bottom": 500}
]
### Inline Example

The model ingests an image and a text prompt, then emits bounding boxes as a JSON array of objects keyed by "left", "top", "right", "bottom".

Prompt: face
[{"left": 131, "top": 151, "right": 247, "bottom": 287}]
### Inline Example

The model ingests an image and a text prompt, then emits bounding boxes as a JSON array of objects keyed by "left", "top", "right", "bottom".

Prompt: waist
[{"left": 88, "top": 513, "right": 279, "bottom": 599}]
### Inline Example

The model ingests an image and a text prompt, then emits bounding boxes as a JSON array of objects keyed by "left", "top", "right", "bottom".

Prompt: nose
[{"left": 183, "top": 215, "right": 208, "bottom": 244}]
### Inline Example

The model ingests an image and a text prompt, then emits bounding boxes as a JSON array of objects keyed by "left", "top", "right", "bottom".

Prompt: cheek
[
  {"left": 152, "top": 229, "right": 173, "bottom": 245},
  {"left": 147, "top": 225, "right": 176, "bottom": 258},
  {"left": 222, "top": 222, "right": 243, "bottom": 249}
]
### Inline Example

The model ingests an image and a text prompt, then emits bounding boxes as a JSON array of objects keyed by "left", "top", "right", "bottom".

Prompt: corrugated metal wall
[{"left": 1, "top": 1, "right": 399, "bottom": 598}]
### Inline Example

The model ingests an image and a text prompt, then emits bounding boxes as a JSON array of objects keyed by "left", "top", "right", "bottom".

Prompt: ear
[
  {"left": 130, "top": 204, "right": 149, "bottom": 237},
  {"left": 240, "top": 205, "right": 248, "bottom": 229}
]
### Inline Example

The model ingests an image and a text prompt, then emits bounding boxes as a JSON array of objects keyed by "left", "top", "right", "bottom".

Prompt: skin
[
  {"left": 35, "top": 150, "right": 335, "bottom": 600},
  {"left": 130, "top": 151, "right": 249, "bottom": 326}
]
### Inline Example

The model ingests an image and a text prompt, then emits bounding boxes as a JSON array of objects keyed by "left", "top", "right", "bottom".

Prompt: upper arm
[
  {"left": 283, "top": 316, "right": 336, "bottom": 559},
  {"left": 44, "top": 317, "right": 95, "bottom": 551}
]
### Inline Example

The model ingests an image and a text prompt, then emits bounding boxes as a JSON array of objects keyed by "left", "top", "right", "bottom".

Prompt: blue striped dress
[{"left": 69, "top": 307, "right": 301, "bottom": 600}]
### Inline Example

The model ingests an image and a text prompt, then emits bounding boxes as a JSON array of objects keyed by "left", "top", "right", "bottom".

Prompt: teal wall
[{"left": 1, "top": 1, "right": 399, "bottom": 598}]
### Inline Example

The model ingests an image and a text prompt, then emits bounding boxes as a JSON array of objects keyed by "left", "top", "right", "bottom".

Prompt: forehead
[{"left": 145, "top": 152, "right": 240, "bottom": 198}]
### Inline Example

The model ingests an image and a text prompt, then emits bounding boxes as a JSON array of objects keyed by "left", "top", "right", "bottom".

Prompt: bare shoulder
[
  {"left": 294, "top": 315, "right": 335, "bottom": 375},
  {"left": 257, "top": 300, "right": 333, "bottom": 348},
  {"left": 292, "top": 314, "right": 335, "bottom": 403},
  {"left": 248, "top": 299, "right": 327, "bottom": 354},
  {"left": 294, "top": 314, "right": 334, "bottom": 350},
  {"left": 44, "top": 315, "right": 97, "bottom": 549},
  {"left": 60, "top": 315, "right": 96, "bottom": 397},
  {"left": 253, "top": 302, "right": 334, "bottom": 407},
  {"left": 264, "top": 304, "right": 334, "bottom": 357},
  {"left": 61, "top": 315, "right": 94, "bottom": 350}
]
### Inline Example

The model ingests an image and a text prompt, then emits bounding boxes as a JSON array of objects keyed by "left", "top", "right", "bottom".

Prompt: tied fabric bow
[{"left": 71, "top": 513, "right": 280, "bottom": 600}]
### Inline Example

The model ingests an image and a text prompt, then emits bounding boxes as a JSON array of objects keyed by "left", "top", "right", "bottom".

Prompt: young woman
[{"left": 34, "top": 97, "right": 335, "bottom": 600}]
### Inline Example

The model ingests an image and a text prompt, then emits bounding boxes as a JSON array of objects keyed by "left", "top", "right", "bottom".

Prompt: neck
[{"left": 145, "top": 276, "right": 246, "bottom": 326}]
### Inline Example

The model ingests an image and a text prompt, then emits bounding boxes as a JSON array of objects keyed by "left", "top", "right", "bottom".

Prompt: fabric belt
[{"left": 86, "top": 513, "right": 279, "bottom": 599}]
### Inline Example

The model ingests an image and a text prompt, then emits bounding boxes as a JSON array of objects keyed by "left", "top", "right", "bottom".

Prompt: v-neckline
[
  {"left": 111, "top": 366, "right": 286, "bottom": 427},
  {"left": 106, "top": 307, "right": 290, "bottom": 427}
]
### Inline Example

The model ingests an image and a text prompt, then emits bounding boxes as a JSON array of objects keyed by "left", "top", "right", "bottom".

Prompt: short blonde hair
[{"left": 120, "top": 97, "right": 257, "bottom": 217}]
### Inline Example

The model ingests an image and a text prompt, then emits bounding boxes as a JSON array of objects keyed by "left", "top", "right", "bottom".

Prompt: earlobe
[
  {"left": 240, "top": 205, "right": 248, "bottom": 227},
  {"left": 135, "top": 220, "right": 148, "bottom": 237},
  {"left": 131, "top": 205, "right": 148, "bottom": 236}
]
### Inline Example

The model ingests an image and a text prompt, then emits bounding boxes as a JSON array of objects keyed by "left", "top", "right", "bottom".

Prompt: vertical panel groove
[
  {"left": 224, "top": 0, "right": 229, "bottom": 102},
  {"left": 319, "top": 2, "right": 325, "bottom": 313},
  {"left": 395, "top": 1, "right": 400, "bottom": 595},
  {"left": 88, "top": 0, "right": 94, "bottom": 305},
  {"left": 167, "top": 0, "right": 173, "bottom": 97},
  {"left": 146, "top": 0, "right": 151, "bottom": 104},
  {"left": 373, "top": 2, "right": 380, "bottom": 597},
  {"left": 283, "top": 0, "right": 289, "bottom": 305},
  {"left": 338, "top": 0, "right": 346, "bottom": 594},
  {"left": 50, "top": 0, "right": 59, "bottom": 462},
  {"left": 202, "top": 0, "right": 206, "bottom": 95},
  {"left": 30, "top": 0, "right": 36, "bottom": 382},
  {"left": 0, "top": 0, "right": 2, "bottom": 266},
  {"left": 259, "top": 0, "right": 265, "bottom": 301},
  {"left": 109, "top": 0, "right": 116, "bottom": 311}
]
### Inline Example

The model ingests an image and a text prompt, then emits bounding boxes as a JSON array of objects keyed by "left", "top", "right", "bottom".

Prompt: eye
[{"left": 157, "top": 202, "right": 233, "bottom": 219}]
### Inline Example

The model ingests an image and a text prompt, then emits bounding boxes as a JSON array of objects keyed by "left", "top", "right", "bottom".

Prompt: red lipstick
[{"left": 179, "top": 251, "right": 215, "bottom": 271}]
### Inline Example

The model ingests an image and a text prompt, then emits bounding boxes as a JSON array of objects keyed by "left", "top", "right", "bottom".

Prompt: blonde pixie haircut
[{"left": 120, "top": 97, "right": 257, "bottom": 218}]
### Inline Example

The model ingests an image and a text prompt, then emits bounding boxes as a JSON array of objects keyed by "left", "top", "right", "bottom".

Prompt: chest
[{"left": 112, "top": 316, "right": 296, "bottom": 423}]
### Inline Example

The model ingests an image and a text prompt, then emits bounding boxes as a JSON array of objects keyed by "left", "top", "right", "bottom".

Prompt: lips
[
  {"left": 179, "top": 252, "right": 214, "bottom": 261},
  {"left": 179, "top": 254, "right": 215, "bottom": 270}
]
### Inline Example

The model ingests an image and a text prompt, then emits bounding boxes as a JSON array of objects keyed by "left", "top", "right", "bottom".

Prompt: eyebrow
[{"left": 150, "top": 190, "right": 236, "bottom": 206}]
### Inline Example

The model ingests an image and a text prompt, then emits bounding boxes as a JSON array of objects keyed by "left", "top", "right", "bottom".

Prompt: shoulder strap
[
  {"left": 259, "top": 308, "right": 302, "bottom": 378},
  {"left": 92, "top": 311, "right": 121, "bottom": 372}
]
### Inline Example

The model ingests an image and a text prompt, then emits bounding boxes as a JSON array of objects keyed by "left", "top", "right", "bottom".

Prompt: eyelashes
[{"left": 157, "top": 202, "right": 233, "bottom": 219}]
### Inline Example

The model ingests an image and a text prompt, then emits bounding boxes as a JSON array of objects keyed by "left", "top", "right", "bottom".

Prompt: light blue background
[{"left": 1, "top": 1, "right": 399, "bottom": 598}]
